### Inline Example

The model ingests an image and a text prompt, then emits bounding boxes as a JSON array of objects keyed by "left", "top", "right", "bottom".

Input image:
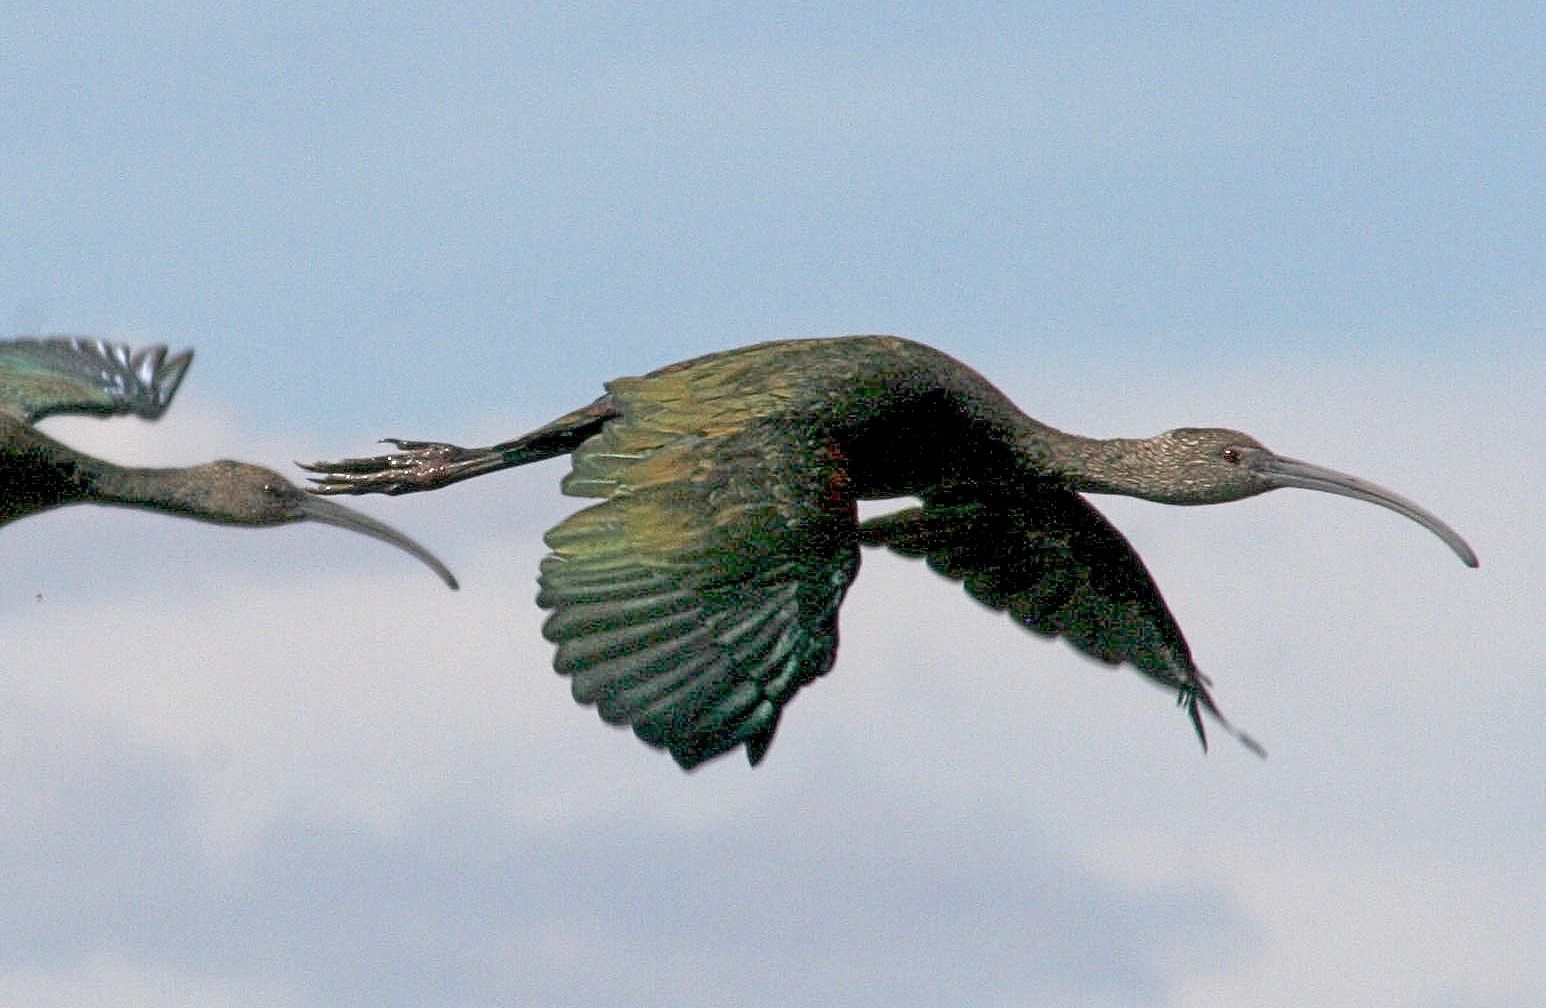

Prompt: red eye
[{"left": 1222, "top": 447, "right": 1241, "bottom": 464}]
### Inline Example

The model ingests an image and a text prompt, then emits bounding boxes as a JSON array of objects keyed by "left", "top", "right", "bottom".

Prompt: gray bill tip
[
  {"left": 1254, "top": 454, "right": 1479, "bottom": 568},
  {"left": 297, "top": 494, "right": 460, "bottom": 589}
]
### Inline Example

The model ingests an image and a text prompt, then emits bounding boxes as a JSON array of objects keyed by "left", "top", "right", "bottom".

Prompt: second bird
[
  {"left": 306, "top": 335, "right": 1476, "bottom": 769},
  {"left": 1, "top": 336, "right": 456, "bottom": 588}
]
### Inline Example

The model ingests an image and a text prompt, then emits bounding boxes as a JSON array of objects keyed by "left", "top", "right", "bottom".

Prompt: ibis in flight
[
  {"left": 1, "top": 335, "right": 455, "bottom": 587},
  {"left": 304, "top": 335, "right": 1476, "bottom": 768}
]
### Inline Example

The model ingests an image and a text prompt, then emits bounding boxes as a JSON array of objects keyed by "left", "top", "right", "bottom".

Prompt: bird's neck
[
  {"left": 1021, "top": 427, "right": 1167, "bottom": 500},
  {"left": 89, "top": 463, "right": 218, "bottom": 520}
]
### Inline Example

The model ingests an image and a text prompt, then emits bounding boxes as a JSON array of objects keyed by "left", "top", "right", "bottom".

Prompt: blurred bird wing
[
  {"left": 859, "top": 484, "right": 1256, "bottom": 752},
  {"left": 537, "top": 373, "right": 861, "bottom": 769},
  {"left": 0, "top": 337, "right": 193, "bottom": 423}
]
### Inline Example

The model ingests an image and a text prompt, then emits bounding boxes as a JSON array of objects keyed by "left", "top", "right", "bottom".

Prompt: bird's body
[
  {"left": 307, "top": 335, "right": 1476, "bottom": 769},
  {"left": 0, "top": 336, "right": 456, "bottom": 586}
]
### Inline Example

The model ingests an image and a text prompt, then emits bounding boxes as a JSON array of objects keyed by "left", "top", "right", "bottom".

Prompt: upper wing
[
  {"left": 0, "top": 336, "right": 192, "bottom": 423},
  {"left": 537, "top": 372, "right": 862, "bottom": 769},
  {"left": 859, "top": 484, "right": 1263, "bottom": 755}
]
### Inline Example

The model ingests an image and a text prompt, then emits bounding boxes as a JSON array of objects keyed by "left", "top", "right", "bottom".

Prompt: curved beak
[
  {"left": 1249, "top": 453, "right": 1478, "bottom": 567},
  {"left": 297, "top": 494, "right": 460, "bottom": 589}
]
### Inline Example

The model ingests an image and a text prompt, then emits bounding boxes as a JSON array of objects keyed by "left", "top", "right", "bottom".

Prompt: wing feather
[
  {"left": 0, "top": 336, "right": 192, "bottom": 422},
  {"left": 860, "top": 485, "right": 1262, "bottom": 754},
  {"left": 537, "top": 375, "right": 861, "bottom": 769}
]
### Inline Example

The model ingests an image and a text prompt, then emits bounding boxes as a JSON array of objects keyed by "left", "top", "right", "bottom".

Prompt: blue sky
[{"left": 2, "top": 4, "right": 1542, "bottom": 1007}]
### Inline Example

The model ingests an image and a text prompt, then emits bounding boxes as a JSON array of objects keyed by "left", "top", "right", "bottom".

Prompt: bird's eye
[{"left": 1221, "top": 447, "right": 1242, "bottom": 464}]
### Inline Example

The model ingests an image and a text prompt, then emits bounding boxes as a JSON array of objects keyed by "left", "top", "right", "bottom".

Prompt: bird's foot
[{"left": 299, "top": 439, "right": 484, "bottom": 496}]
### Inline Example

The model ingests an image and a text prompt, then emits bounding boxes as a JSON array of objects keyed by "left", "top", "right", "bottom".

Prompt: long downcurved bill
[
  {"left": 297, "top": 495, "right": 460, "bottom": 589},
  {"left": 1250, "top": 454, "right": 1478, "bottom": 567}
]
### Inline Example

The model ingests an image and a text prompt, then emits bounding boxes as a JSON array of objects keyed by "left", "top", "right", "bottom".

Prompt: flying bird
[
  {"left": 304, "top": 335, "right": 1476, "bottom": 768},
  {"left": 0, "top": 335, "right": 455, "bottom": 588}
]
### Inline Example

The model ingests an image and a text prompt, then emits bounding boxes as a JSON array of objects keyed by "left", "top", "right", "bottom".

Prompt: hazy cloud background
[{"left": 2, "top": 4, "right": 1541, "bottom": 1007}]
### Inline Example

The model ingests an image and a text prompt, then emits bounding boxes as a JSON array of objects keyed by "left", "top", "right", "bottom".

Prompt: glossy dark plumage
[
  {"left": 306, "top": 335, "right": 1477, "bottom": 769},
  {"left": 0, "top": 335, "right": 456, "bottom": 587}
]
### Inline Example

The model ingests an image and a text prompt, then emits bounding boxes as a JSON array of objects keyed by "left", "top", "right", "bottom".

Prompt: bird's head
[
  {"left": 180, "top": 460, "right": 459, "bottom": 587},
  {"left": 1105, "top": 428, "right": 1477, "bottom": 567},
  {"left": 1123, "top": 428, "right": 1276, "bottom": 505}
]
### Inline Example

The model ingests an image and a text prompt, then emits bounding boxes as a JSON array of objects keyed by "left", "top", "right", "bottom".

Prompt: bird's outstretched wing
[
  {"left": 537, "top": 369, "right": 862, "bottom": 769},
  {"left": 0, "top": 336, "right": 192, "bottom": 423},
  {"left": 859, "top": 484, "right": 1263, "bottom": 755}
]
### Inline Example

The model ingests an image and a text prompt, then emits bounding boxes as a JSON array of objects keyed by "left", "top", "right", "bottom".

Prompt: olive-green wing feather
[
  {"left": 537, "top": 371, "right": 861, "bottom": 769},
  {"left": 859, "top": 485, "right": 1262, "bottom": 754},
  {"left": 0, "top": 336, "right": 192, "bottom": 423}
]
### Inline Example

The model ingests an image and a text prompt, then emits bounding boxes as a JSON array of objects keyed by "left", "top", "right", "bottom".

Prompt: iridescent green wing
[
  {"left": 0, "top": 337, "right": 192, "bottom": 423},
  {"left": 537, "top": 365, "right": 861, "bottom": 769},
  {"left": 859, "top": 484, "right": 1261, "bottom": 754}
]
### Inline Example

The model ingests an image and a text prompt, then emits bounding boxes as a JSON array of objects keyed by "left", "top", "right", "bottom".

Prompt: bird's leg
[
  {"left": 300, "top": 439, "right": 510, "bottom": 495},
  {"left": 302, "top": 396, "right": 619, "bottom": 497}
]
